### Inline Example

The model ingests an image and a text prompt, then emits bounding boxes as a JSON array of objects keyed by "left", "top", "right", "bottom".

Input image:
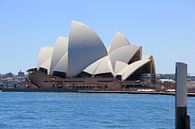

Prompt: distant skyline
[{"left": 0, "top": 0, "right": 195, "bottom": 74}]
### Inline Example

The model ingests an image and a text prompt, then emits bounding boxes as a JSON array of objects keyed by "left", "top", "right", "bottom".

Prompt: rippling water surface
[{"left": 0, "top": 92, "right": 194, "bottom": 129}]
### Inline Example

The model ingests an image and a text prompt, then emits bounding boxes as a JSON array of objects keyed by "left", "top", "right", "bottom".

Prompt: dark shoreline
[{"left": 1, "top": 88, "right": 195, "bottom": 97}]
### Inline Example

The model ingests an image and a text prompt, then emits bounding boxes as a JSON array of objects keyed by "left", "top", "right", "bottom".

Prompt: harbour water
[{"left": 0, "top": 92, "right": 194, "bottom": 129}]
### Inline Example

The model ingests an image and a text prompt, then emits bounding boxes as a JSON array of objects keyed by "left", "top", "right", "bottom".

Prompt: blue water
[{"left": 0, "top": 93, "right": 194, "bottom": 129}]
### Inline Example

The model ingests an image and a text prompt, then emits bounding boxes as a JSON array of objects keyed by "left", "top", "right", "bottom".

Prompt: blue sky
[{"left": 0, "top": 0, "right": 195, "bottom": 74}]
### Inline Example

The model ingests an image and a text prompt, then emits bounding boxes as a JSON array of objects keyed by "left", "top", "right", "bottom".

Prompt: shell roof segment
[
  {"left": 37, "top": 47, "right": 53, "bottom": 74},
  {"left": 67, "top": 21, "right": 107, "bottom": 77},
  {"left": 50, "top": 36, "right": 68, "bottom": 75},
  {"left": 109, "top": 45, "right": 141, "bottom": 71},
  {"left": 109, "top": 32, "right": 130, "bottom": 53},
  {"left": 84, "top": 56, "right": 114, "bottom": 76},
  {"left": 117, "top": 59, "right": 151, "bottom": 80}
]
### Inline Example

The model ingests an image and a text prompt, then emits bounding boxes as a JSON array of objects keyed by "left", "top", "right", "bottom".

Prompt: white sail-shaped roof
[
  {"left": 51, "top": 53, "right": 68, "bottom": 74},
  {"left": 109, "top": 32, "right": 130, "bottom": 53},
  {"left": 49, "top": 36, "right": 68, "bottom": 75},
  {"left": 37, "top": 47, "right": 53, "bottom": 73},
  {"left": 109, "top": 45, "right": 141, "bottom": 70},
  {"left": 114, "top": 61, "right": 128, "bottom": 74},
  {"left": 35, "top": 21, "right": 156, "bottom": 79},
  {"left": 117, "top": 59, "right": 151, "bottom": 80},
  {"left": 67, "top": 21, "right": 107, "bottom": 77},
  {"left": 93, "top": 56, "right": 114, "bottom": 75},
  {"left": 84, "top": 57, "right": 102, "bottom": 75},
  {"left": 84, "top": 56, "right": 114, "bottom": 76}
]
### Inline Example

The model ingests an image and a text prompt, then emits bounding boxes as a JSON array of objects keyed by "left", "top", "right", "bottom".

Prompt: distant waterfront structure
[
  {"left": 5, "top": 72, "right": 14, "bottom": 77},
  {"left": 157, "top": 74, "right": 175, "bottom": 80},
  {"left": 27, "top": 21, "right": 156, "bottom": 90},
  {"left": 18, "top": 70, "right": 25, "bottom": 77}
]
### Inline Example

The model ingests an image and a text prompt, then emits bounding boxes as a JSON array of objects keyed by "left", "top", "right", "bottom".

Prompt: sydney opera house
[{"left": 27, "top": 21, "right": 156, "bottom": 91}]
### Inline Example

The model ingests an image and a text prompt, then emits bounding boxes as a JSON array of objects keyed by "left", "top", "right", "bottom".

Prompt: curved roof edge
[
  {"left": 114, "top": 61, "right": 128, "bottom": 74},
  {"left": 50, "top": 36, "right": 68, "bottom": 75},
  {"left": 67, "top": 21, "right": 107, "bottom": 77},
  {"left": 37, "top": 47, "right": 53, "bottom": 74},
  {"left": 117, "top": 59, "right": 151, "bottom": 80},
  {"left": 83, "top": 56, "right": 103, "bottom": 75},
  {"left": 93, "top": 56, "right": 114, "bottom": 75},
  {"left": 51, "top": 52, "right": 68, "bottom": 74},
  {"left": 84, "top": 56, "right": 114, "bottom": 76},
  {"left": 142, "top": 55, "right": 152, "bottom": 60},
  {"left": 109, "top": 32, "right": 130, "bottom": 53},
  {"left": 151, "top": 57, "right": 156, "bottom": 74},
  {"left": 109, "top": 45, "right": 141, "bottom": 69},
  {"left": 142, "top": 55, "right": 156, "bottom": 74}
]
